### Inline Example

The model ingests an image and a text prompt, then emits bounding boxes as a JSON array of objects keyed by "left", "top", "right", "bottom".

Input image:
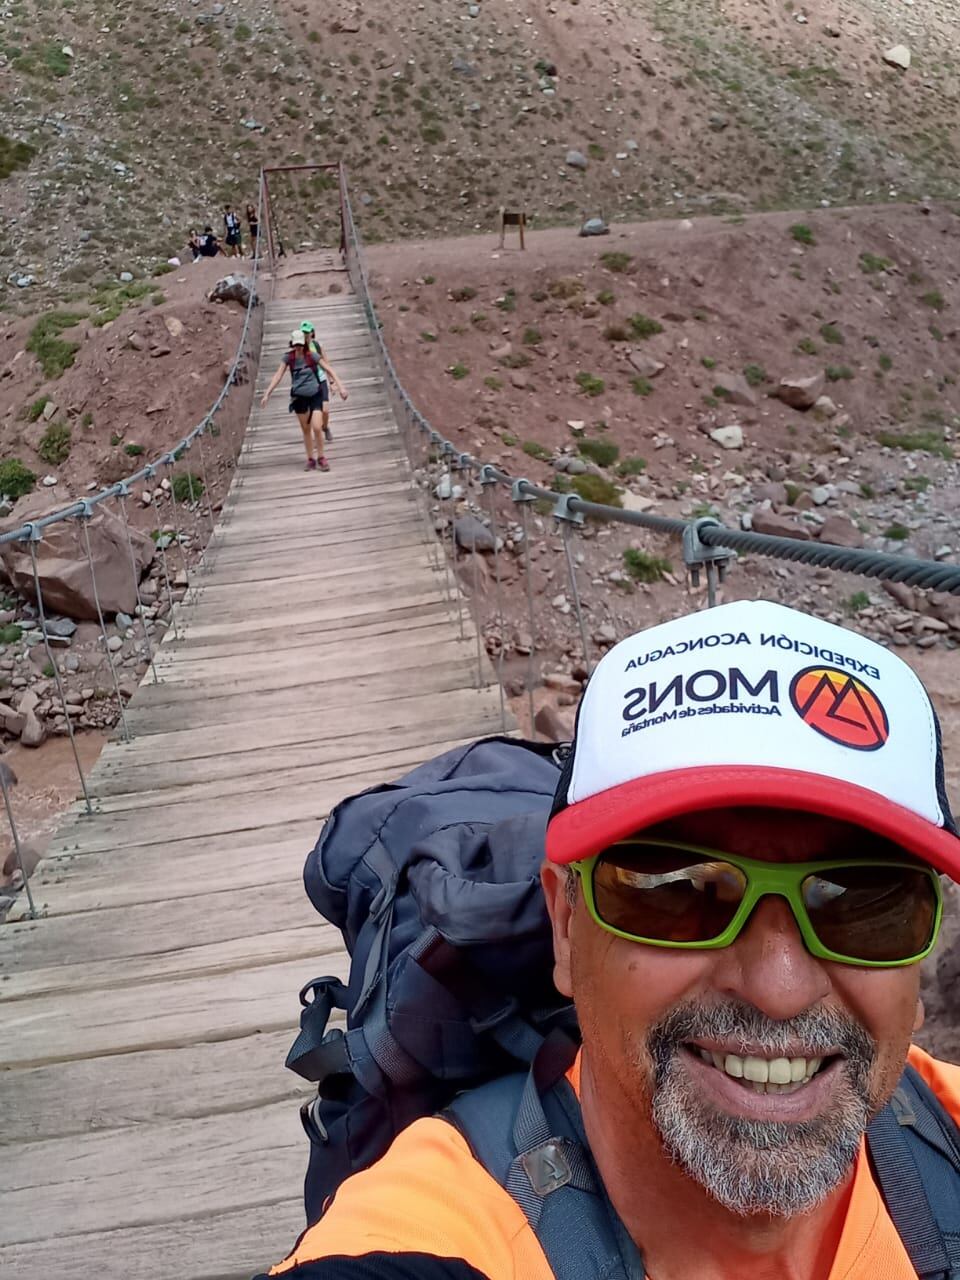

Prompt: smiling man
[{"left": 263, "top": 600, "right": 960, "bottom": 1280}]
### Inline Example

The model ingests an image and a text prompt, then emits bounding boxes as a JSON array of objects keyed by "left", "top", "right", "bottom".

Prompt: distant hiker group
[{"left": 188, "top": 202, "right": 260, "bottom": 262}]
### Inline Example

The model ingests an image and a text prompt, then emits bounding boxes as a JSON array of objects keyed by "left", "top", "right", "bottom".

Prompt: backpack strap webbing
[
  {"left": 446, "top": 1032, "right": 644, "bottom": 1280},
  {"left": 867, "top": 1064, "right": 960, "bottom": 1280}
]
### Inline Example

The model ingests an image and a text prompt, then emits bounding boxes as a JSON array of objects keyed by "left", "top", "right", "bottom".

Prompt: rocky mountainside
[{"left": 2, "top": 0, "right": 959, "bottom": 297}]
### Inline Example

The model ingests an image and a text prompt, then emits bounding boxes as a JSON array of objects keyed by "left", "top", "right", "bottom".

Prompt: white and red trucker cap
[{"left": 546, "top": 599, "right": 960, "bottom": 877}]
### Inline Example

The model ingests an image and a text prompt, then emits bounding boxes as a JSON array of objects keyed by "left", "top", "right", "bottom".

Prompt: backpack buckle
[{"left": 521, "top": 1139, "right": 576, "bottom": 1196}]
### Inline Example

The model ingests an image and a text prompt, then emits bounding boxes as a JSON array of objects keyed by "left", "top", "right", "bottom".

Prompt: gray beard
[{"left": 645, "top": 1000, "right": 876, "bottom": 1218}]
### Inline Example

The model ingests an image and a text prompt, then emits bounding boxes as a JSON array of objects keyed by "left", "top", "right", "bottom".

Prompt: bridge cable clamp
[{"left": 683, "top": 517, "right": 736, "bottom": 589}]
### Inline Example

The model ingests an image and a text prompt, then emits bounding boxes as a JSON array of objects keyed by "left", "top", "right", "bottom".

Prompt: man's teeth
[{"left": 696, "top": 1048, "right": 824, "bottom": 1094}]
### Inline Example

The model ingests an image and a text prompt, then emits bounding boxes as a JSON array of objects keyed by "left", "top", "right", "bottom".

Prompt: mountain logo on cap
[{"left": 789, "top": 666, "right": 890, "bottom": 752}]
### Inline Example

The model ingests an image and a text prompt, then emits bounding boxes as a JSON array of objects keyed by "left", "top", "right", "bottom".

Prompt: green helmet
[{"left": 300, "top": 320, "right": 315, "bottom": 334}]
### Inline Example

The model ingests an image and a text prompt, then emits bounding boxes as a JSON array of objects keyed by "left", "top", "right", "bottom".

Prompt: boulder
[
  {"left": 713, "top": 372, "right": 758, "bottom": 408},
  {"left": 453, "top": 514, "right": 496, "bottom": 553},
  {"left": 0, "top": 500, "right": 155, "bottom": 622},
  {"left": 817, "top": 514, "right": 864, "bottom": 547},
  {"left": 208, "top": 274, "right": 258, "bottom": 307},
  {"left": 883, "top": 45, "right": 911, "bottom": 70},
  {"left": 883, "top": 581, "right": 916, "bottom": 611},
  {"left": 20, "top": 710, "right": 46, "bottom": 748},
  {"left": 579, "top": 216, "right": 609, "bottom": 237},
  {"left": 750, "top": 511, "right": 812, "bottom": 541},
  {"left": 628, "top": 350, "right": 665, "bottom": 379},
  {"left": 776, "top": 373, "right": 825, "bottom": 410},
  {"left": 709, "top": 425, "right": 744, "bottom": 450},
  {"left": 534, "top": 702, "right": 576, "bottom": 742},
  {"left": 565, "top": 149, "right": 588, "bottom": 170}
]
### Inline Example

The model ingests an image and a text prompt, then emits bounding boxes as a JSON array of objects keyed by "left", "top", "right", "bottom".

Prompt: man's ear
[
  {"left": 914, "top": 997, "right": 925, "bottom": 1034},
  {"left": 541, "top": 862, "right": 575, "bottom": 999}
]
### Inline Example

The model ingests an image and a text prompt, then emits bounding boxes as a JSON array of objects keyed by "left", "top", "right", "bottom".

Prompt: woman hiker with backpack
[{"left": 261, "top": 330, "right": 348, "bottom": 471}]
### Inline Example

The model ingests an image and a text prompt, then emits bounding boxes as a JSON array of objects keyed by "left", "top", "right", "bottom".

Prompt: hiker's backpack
[
  {"left": 286, "top": 349, "right": 321, "bottom": 399},
  {"left": 288, "top": 734, "right": 960, "bottom": 1279},
  {"left": 287, "top": 735, "right": 570, "bottom": 1223}
]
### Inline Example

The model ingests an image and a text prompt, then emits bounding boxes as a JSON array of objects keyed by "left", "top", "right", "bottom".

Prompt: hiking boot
[
  {"left": 318, "top": 457, "right": 331, "bottom": 472},
  {"left": 323, "top": 424, "right": 333, "bottom": 441},
  {"left": 304, "top": 457, "right": 317, "bottom": 471}
]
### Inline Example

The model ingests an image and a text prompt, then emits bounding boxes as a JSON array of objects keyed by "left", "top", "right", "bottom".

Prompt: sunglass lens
[
  {"left": 593, "top": 846, "right": 747, "bottom": 943},
  {"left": 802, "top": 866, "right": 938, "bottom": 962}
]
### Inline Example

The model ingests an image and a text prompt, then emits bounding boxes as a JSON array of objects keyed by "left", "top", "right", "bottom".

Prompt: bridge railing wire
[
  {"left": 339, "top": 162, "right": 960, "bottom": 730},
  {"left": 1, "top": 172, "right": 268, "bottom": 921}
]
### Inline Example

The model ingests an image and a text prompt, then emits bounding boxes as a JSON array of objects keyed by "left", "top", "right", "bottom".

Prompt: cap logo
[{"left": 789, "top": 666, "right": 889, "bottom": 752}]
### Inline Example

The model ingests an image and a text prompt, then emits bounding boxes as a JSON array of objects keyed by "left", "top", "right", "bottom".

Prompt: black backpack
[{"left": 287, "top": 736, "right": 960, "bottom": 1278}]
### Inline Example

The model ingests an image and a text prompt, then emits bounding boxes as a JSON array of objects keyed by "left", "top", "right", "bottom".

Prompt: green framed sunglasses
[{"left": 571, "top": 840, "right": 943, "bottom": 968}]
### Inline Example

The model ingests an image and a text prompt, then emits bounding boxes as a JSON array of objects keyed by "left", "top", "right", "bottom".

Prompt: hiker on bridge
[
  {"left": 300, "top": 319, "right": 344, "bottom": 443},
  {"left": 258, "top": 600, "right": 960, "bottom": 1280},
  {"left": 261, "top": 330, "right": 347, "bottom": 472}
]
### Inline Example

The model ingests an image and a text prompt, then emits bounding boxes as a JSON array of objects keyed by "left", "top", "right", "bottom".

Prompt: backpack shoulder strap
[
  {"left": 867, "top": 1064, "right": 960, "bottom": 1280},
  {"left": 446, "top": 1034, "right": 644, "bottom": 1280}
]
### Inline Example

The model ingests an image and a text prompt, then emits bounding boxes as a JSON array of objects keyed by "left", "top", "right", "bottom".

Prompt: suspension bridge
[{"left": 0, "top": 256, "right": 507, "bottom": 1277}]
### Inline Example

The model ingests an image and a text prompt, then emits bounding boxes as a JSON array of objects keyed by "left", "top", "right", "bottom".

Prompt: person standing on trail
[
  {"left": 224, "top": 205, "right": 243, "bottom": 259},
  {"left": 246, "top": 203, "right": 260, "bottom": 259},
  {"left": 260, "top": 330, "right": 347, "bottom": 472},
  {"left": 300, "top": 320, "right": 341, "bottom": 442}
]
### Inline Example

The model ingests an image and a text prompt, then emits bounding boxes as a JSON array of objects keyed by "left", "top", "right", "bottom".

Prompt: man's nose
[{"left": 710, "top": 894, "right": 832, "bottom": 1020}]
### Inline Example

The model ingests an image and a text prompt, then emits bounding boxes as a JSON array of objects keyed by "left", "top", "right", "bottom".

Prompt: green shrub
[
  {"left": 575, "top": 372, "right": 605, "bottom": 397},
  {"left": 448, "top": 362, "right": 469, "bottom": 380},
  {"left": 579, "top": 438, "right": 620, "bottom": 467},
  {"left": 522, "top": 327, "right": 542, "bottom": 346},
  {"left": 826, "top": 365, "right": 854, "bottom": 381},
  {"left": 483, "top": 376, "right": 502, "bottom": 390},
  {"left": 789, "top": 223, "right": 815, "bottom": 245},
  {"left": 0, "top": 625, "right": 22, "bottom": 646},
  {"left": 521, "top": 440, "right": 552, "bottom": 461},
  {"left": 450, "top": 285, "right": 477, "bottom": 302},
  {"left": 878, "top": 354, "right": 893, "bottom": 371},
  {"left": 171, "top": 471, "right": 205, "bottom": 503},
  {"left": 597, "top": 290, "right": 615, "bottom": 305},
  {"left": 38, "top": 422, "right": 71, "bottom": 465},
  {"left": 234, "top": 22, "right": 252, "bottom": 39},
  {"left": 495, "top": 289, "right": 517, "bottom": 312},
  {"left": 921, "top": 290, "right": 945, "bottom": 311},
  {"left": 0, "top": 459, "right": 36, "bottom": 499},
  {"left": 820, "top": 323, "right": 843, "bottom": 345},
  {"left": 421, "top": 123, "right": 446, "bottom": 144},
  {"left": 743, "top": 363, "right": 768, "bottom": 386},
  {"left": 623, "top": 549, "right": 671, "bottom": 582},
  {"left": 600, "top": 252, "right": 632, "bottom": 273},
  {"left": 859, "top": 252, "right": 891, "bottom": 274},
  {"left": 547, "top": 279, "right": 582, "bottom": 300},
  {"left": 124, "top": 443, "right": 145, "bottom": 457},
  {"left": 604, "top": 323, "right": 630, "bottom": 342},
  {"left": 617, "top": 456, "right": 647, "bottom": 477},
  {"left": 631, "top": 377, "right": 654, "bottom": 397},
  {"left": 500, "top": 352, "right": 531, "bottom": 369},
  {"left": 0, "top": 134, "right": 37, "bottom": 181},
  {"left": 884, "top": 523, "right": 910, "bottom": 541},
  {"left": 152, "top": 262, "right": 175, "bottom": 276},
  {"left": 876, "top": 429, "right": 953, "bottom": 459},
  {"left": 628, "top": 313, "right": 664, "bottom": 339},
  {"left": 570, "top": 473, "right": 622, "bottom": 506},
  {"left": 796, "top": 337, "right": 818, "bottom": 355},
  {"left": 27, "top": 311, "right": 84, "bottom": 378},
  {"left": 25, "top": 396, "right": 49, "bottom": 423},
  {"left": 904, "top": 475, "right": 931, "bottom": 493},
  {"left": 424, "top": 276, "right": 435, "bottom": 284},
  {"left": 701, "top": 356, "right": 717, "bottom": 369},
  {"left": 843, "top": 591, "right": 871, "bottom": 614}
]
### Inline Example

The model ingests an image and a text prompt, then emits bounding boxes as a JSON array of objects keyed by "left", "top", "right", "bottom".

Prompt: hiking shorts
[
  {"left": 290, "top": 386, "right": 328, "bottom": 415},
  {"left": 226, "top": 231, "right": 241, "bottom": 247}
]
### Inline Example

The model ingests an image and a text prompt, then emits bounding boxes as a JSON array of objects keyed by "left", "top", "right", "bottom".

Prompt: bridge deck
[{"left": 0, "top": 291, "right": 507, "bottom": 1278}]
